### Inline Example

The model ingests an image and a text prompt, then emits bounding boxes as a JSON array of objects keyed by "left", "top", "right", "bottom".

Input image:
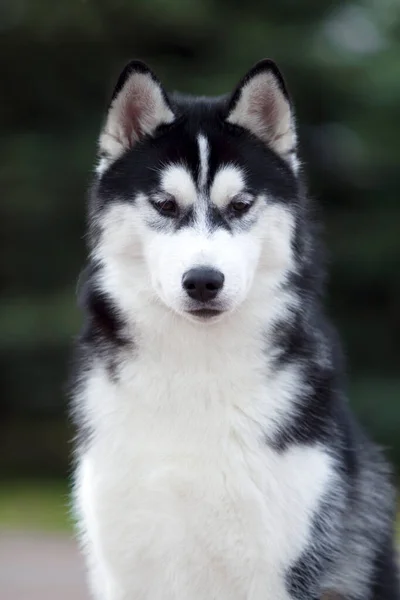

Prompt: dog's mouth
[{"left": 186, "top": 308, "right": 224, "bottom": 320}]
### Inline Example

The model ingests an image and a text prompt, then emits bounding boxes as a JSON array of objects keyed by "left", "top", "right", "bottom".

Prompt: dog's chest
[{"left": 79, "top": 354, "right": 333, "bottom": 599}]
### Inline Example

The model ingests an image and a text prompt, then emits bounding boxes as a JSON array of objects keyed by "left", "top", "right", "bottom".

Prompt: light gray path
[{"left": 0, "top": 531, "right": 89, "bottom": 600}]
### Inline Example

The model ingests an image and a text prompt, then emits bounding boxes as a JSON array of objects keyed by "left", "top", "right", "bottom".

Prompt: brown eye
[
  {"left": 229, "top": 196, "right": 253, "bottom": 217},
  {"left": 152, "top": 196, "right": 179, "bottom": 218}
]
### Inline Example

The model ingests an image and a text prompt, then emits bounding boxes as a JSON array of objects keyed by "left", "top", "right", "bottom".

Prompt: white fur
[
  {"left": 159, "top": 164, "right": 198, "bottom": 207},
  {"left": 96, "top": 156, "right": 110, "bottom": 176},
  {"left": 210, "top": 165, "right": 245, "bottom": 208},
  {"left": 75, "top": 302, "right": 336, "bottom": 600},
  {"left": 197, "top": 134, "right": 209, "bottom": 191},
  {"left": 75, "top": 160, "right": 337, "bottom": 599}
]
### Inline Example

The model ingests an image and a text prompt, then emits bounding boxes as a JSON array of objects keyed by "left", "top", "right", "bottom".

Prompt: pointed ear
[
  {"left": 226, "top": 60, "right": 298, "bottom": 172},
  {"left": 98, "top": 60, "right": 174, "bottom": 172}
]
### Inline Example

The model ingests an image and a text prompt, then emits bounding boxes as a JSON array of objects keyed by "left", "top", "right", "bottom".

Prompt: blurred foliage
[
  {"left": 0, "top": 480, "right": 71, "bottom": 531},
  {"left": 0, "top": 0, "right": 399, "bottom": 476}
]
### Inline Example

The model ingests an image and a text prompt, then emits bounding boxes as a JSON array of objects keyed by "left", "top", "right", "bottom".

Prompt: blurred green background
[{"left": 0, "top": 0, "right": 399, "bottom": 527}]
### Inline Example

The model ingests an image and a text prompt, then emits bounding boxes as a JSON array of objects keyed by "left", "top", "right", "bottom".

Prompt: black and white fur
[{"left": 72, "top": 59, "right": 399, "bottom": 600}]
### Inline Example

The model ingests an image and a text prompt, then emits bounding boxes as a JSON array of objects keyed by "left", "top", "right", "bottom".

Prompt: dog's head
[{"left": 90, "top": 60, "right": 302, "bottom": 323}]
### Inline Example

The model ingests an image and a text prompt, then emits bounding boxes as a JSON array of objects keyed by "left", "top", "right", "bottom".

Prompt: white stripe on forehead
[
  {"left": 159, "top": 164, "right": 197, "bottom": 207},
  {"left": 210, "top": 165, "right": 246, "bottom": 208},
  {"left": 197, "top": 134, "right": 209, "bottom": 191}
]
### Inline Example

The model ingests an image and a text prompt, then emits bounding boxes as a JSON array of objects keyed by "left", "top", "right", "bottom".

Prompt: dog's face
[{"left": 91, "top": 60, "right": 300, "bottom": 322}]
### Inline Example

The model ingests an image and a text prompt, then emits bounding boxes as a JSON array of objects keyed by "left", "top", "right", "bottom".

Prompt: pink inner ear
[
  {"left": 248, "top": 86, "right": 281, "bottom": 140},
  {"left": 119, "top": 95, "right": 145, "bottom": 146},
  {"left": 117, "top": 80, "right": 156, "bottom": 147},
  {"left": 121, "top": 99, "right": 143, "bottom": 144}
]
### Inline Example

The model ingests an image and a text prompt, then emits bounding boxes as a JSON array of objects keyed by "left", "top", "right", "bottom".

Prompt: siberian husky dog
[{"left": 72, "top": 59, "right": 399, "bottom": 600}]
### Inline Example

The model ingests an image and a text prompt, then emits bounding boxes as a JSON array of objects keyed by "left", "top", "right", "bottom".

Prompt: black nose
[{"left": 182, "top": 267, "right": 225, "bottom": 302}]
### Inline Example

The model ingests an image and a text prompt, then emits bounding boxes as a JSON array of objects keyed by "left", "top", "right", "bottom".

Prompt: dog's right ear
[
  {"left": 226, "top": 60, "right": 298, "bottom": 172},
  {"left": 97, "top": 61, "right": 175, "bottom": 173}
]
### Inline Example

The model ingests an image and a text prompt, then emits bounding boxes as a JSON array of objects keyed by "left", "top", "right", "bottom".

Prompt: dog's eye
[
  {"left": 228, "top": 195, "right": 253, "bottom": 217},
  {"left": 152, "top": 196, "right": 179, "bottom": 218}
]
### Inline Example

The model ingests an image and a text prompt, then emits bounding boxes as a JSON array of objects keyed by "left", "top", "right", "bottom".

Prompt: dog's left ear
[{"left": 226, "top": 60, "right": 297, "bottom": 171}]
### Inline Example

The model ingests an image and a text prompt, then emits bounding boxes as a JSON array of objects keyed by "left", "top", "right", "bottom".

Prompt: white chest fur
[{"left": 75, "top": 318, "right": 334, "bottom": 600}]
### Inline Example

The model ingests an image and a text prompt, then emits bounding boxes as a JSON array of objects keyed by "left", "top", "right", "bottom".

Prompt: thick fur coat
[{"left": 71, "top": 60, "right": 399, "bottom": 600}]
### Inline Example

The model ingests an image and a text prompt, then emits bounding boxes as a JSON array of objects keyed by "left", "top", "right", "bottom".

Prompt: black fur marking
[
  {"left": 371, "top": 535, "right": 400, "bottom": 600},
  {"left": 77, "top": 264, "right": 127, "bottom": 347},
  {"left": 77, "top": 264, "right": 131, "bottom": 379},
  {"left": 287, "top": 503, "right": 341, "bottom": 599},
  {"left": 70, "top": 264, "right": 133, "bottom": 451},
  {"left": 205, "top": 204, "right": 231, "bottom": 232},
  {"left": 271, "top": 364, "right": 338, "bottom": 451},
  {"left": 176, "top": 206, "right": 196, "bottom": 230},
  {"left": 272, "top": 312, "right": 315, "bottom": 366},
  {"left": 146, "top": 205, "right": 196, "bottom": 232},
  {"left": 81, "top": 289, "right": 127, "bottom": 349}
]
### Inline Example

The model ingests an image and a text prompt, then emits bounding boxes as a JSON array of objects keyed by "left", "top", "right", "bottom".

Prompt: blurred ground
[
  {"left": 0, "top": 532, "right": 89, "bottom": 600},
  {"left": 0, "top": 481, "right": 89, "bottom": 600}
]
